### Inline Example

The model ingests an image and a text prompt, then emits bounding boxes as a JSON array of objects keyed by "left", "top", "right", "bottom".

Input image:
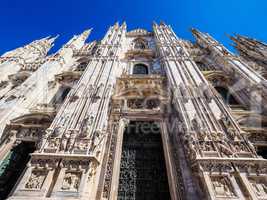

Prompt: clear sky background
[{"left": 0, "top": 0, "right": 266, "bottom": 54}]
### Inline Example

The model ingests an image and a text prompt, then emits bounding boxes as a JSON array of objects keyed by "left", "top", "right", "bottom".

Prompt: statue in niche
[
  {"left": 25, "top": 171, "right": 47, "bottom": 189},
  {"left": 212, "top": 176, "right": 236, "bottom": 197},
  {"left": 249, "top": 178, "right": 267, "bottom": 197},
  {"left": 61, "top": 172, "right": 81, "bottom": 191},
  {"left": 81, "top": 114, "right": 94, "bottom": 135},
  {"left": 66, "top": 136, "right": 76, "bottom": 151},
  {"left": 47, "top": 138, "right": 59, "bottom": 148},
  {"left": 60, "top": 137, "right": 69, "bottom": 152},
  {"left": 233, "top": 142, "right": 247, "bottom": 153},
  {"left": 88, "top": 162, "right": 97, "bottom": 181},
  {"left": 200, "top": 142, "right": 213, "bottom": 151},
  {"left": 93, "top": 83, "right": 104, "bottom": 99},
  {"left": 191, "top": 117, "right": 202, "bottom": 132},
  {"left": 218, "top": 141, "right": 233, "bottom": 157},
  {"left": 52, "top": 127, "right": 63, "bottom": 137},
  {"left": 90, "top": 130, "right": 105, "bottom": 155},
  {"left": 17, "top": 129, "right": 28, "bottom": 138}
]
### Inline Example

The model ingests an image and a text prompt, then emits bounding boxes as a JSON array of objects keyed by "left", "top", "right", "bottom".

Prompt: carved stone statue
[
  {"left": 47, "top": 138, "right": 59, "bottom": 148},
  {"left": 74, "top": 139, "right": 89, "bottom": 151},
  {"left": 200, "top": 142, "right": 214, "bottom": 151}
]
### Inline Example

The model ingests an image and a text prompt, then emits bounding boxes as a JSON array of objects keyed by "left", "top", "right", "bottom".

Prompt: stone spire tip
[
  {"left": 121, "top": 21, "right": 126, "bottom": 27},
  {"left": 152, "top": 21, "right": 158, "bottom": 27},
  {"left": 159, "top": 21, "right": 167, "bottom": 26},
  {"left": 79, "top": 29, "right": 92, "bottom": 41},
  {"left": 48, "top": 34, "right": 59, "bottom": 44},
  {"left": 114, "top": 22, "right": 119, "bottom": 28}
]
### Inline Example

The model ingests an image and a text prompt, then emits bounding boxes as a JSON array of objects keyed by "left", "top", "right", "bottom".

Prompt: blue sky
[{"left": 1, "top": 0, "right": 266, "bottom": 54}]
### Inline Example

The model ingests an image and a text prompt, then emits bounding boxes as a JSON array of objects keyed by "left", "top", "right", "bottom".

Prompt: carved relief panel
[
  {"left": 210, "top": 176, "right": 237, "bottom": 198},
  {"left": 24, "top": 170, "right": 48, "bottom": 190},
  {"left": 61, "top": 171, "right": 82, "bottom": 192}
]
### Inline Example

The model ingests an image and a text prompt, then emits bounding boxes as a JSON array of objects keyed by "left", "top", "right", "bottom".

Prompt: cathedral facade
[{"left": 0, "top": 22, "right": 266, "bottom": 200}]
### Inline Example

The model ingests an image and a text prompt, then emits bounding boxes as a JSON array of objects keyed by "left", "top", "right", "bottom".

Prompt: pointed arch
[
  {"left": 214, "top": 86, "right": 240, "bottom": 105},
  {"left": 205, "top": 71, "right": 241, "bottom": 105},
  {"left": 204, "top": 71, "right": 230, "bottom": 87}
]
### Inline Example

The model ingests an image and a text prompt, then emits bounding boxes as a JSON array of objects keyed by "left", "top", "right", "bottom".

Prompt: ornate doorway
[{"left": 117, "top": 121, "right": 171, "bottom": 200}]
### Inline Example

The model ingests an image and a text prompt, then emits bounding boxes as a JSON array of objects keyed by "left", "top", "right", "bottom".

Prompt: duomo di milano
[{"left": 0, "top": 21, "right": 267, "bottom": 200}]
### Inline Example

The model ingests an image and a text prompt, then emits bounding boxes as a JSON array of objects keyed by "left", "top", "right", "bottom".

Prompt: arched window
[
  {"left": 133, "top": 38, "right": 147, "bottom": 50},
  {"left": 134, "top": 41, "right": 146, "bottom": 49},
  {"left": 133, "top": 64, "right": 148, "bottom": 75},
  {"left": 214, "top": 86, "right": 239, "bottom": 105}
]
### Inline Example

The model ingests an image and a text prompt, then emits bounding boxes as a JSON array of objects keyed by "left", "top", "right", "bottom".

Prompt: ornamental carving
[
  {"left": 102, "top": 122, "right": 119, "bottom": 198},
  {"left": 80, "top": 114, "right": 94, "bottom": 136},
  {"left": 73, "top": 139, "right": 90, "bottom": 153},
  {"left": 248, "top": 177, "right": 267, "bottom": 197},
  {"left": 30, "top": 157, "right": 60, "bottom": 168},
  {"left": 90, "top": 130, "right": 106, "bottom": 156},
  {"left": 44, "top": 138, "right": 60, "bottom": 153},
  {"left": 211, "top": 176, "right": 236, "bottom": 198},
  {"left": 127, "top": 98, "right": 160, "bottom": 110},
  {"left": 201, "top": 162, "right": 233, "bottom": 173},
  {"left": 25, "top": 170, "right": 47, "bottom": 190},
  {"left": 199, "top": 141, "right": 215, "bottom": 152}
]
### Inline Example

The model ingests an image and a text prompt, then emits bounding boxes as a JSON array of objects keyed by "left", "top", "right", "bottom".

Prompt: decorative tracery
[
  {"left": 133, "top": 38, "right": 148, "bottom": 50},
  {"left": 117, "top": 121, "right": 171, "bottom": 200}
]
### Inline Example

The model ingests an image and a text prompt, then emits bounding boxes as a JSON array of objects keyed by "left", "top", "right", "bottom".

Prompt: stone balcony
[{"left": 111, "top": 74, "right": 169, "bottom": 116}]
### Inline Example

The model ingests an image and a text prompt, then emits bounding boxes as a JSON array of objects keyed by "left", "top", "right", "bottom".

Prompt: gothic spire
[
  {"left": 230, "top": 34, "right": 267, "bottom": 66},
  {"left": 114, "top": 22, "right": 119, "bottom": 28},
  {"left": 32, "top": 35, "right": 59, "bottom": 56},
  {"left": 1, "top": 35, "right": 57, "bottom": 58},
  {"left": 121, "top": 21, "right": 127, "bottom": 30},
  {"left": 64, "top": 29, "right": 92, "bottom": 51}
]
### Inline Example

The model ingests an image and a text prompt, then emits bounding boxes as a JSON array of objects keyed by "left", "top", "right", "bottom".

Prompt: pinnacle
[
  {"left": 121, "top": 21, "right": 127, "bottom": 28},
  {"left": 80, "top": 29, "right": 92, "bottom": 41},
  {"left": 47, "top": 35, "right": 59, "bottom": 45}
]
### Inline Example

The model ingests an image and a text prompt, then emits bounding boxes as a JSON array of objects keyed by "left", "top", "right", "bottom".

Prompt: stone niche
[{"left": 50, "top": 168, "right": 85, "bottom": 198}]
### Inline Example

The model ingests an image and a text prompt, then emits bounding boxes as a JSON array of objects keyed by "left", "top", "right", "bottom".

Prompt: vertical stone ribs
[
  {"left": 154, "top": 22, "right": 267, "bottom": 200},
  {"left": 192, "top": 29, "right": 267, "bottom": 114},
  {"left": 11, "top": 23, "right": 127, "bottom": 199}
]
